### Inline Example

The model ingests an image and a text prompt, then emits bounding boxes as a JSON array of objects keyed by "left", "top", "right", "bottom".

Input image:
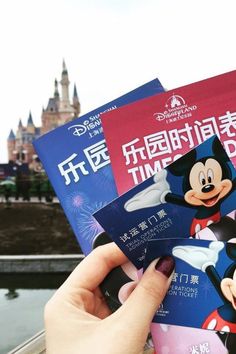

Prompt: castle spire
[
  {"left": 27, "top": 111, "right": 34, "bottom": 125},
  {"left": 73, "top": 83, "right": 80, "bottom": 117},
  {"left": 62, "top": 59, "right": 68, "bottom": 75},
  {"left": 73, "top": 83, "right": 78, "bottom": 99},
  {"left": 18, "top": 119, "right": 23, "bottom": 129},
  {"left": 54, "top": 79, "right": 59, "bottom": 99},
  {"left": 59, "top": 59, "right": 71, "bottom": 112},
  {"left": 61, "top": 59, "right": 70, "bottom": 90},
  {"left": 8, "top": 129, "right": 15, "bottom": 140},
  {"left": 26, "top": 111, "right": 35, "bottom": 134}
]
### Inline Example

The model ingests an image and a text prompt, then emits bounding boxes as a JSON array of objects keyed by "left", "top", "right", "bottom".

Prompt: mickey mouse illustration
[
  {"left": 173, "top": 240, "right": 236, "bottom": 334},
  {"left": 196, "top": 212, "right": 236, "bottom": 354},
  {"left": 125, "top": 136, "right": 236, "bottom": 236},
  {"left": 196, "top": 210, "right": 236, "bottom": 242}
]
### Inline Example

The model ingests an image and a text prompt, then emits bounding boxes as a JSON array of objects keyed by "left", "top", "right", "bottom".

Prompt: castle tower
[
  {"left": 15, "top": 119, "right": 24, "bottom": 150},
  {"left": 7, "top": 129, "right": 16, "bottom": 162},
  {"left": 58, "top": 60, "right": 75, "bottom": 124},
  {"left": 54, "top": 79, "right": 60, "bottom": 100},
  {"left": 26, "top": 111, "right": 35, "bottom": 134},
  {"left": 41, "top": 61, "right": 80, "bottom": 134},
  {"left": 41, "top": 78, "right": 61, "bottom": 134},
  {"left": 73, "top": 84, "right": 80, "bottom": 118},
  {"left": 18, "top": 119, "right": 23, "bottom": 131},
  {"left": 22, "top": 112, "right": 36, "bottom": 163},
  {"left": 59, "top": 60, "right": 71, "bottom": 111}
]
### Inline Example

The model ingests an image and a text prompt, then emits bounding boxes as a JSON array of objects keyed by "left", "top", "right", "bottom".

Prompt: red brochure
[{"left": 101, "top": 71, "right": 236, "bottom": 195}]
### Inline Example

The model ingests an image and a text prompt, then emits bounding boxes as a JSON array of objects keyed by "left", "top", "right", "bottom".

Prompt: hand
[
  {"left": 45, "top": 243, "right": 174, "bottom": 354},
  {"left": 173, "top": 241, "right": 224, "bottom": 272},
  {"left": 124, "top": 169, "right": 171, "bottom": 212}
]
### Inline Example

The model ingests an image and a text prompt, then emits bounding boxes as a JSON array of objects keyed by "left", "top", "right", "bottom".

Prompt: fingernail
[{"left": 155, "top": 256, "right": 175, "bottom": 278}]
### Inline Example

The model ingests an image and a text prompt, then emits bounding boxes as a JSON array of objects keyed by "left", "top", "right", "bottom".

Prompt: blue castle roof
[
  {"left": 8, "top": 129, "right": 15, "bottom": 141},
  {"left": 27, "top": 112, "right": 34, "bottom": 125}
]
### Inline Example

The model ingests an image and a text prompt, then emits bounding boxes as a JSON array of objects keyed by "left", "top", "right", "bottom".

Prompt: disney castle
[{"left": 7, "top": 61, "right": 80, "bottom": 168}]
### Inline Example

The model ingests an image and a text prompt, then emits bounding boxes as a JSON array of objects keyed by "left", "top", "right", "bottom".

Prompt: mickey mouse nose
[{"left": 202, "top": 184, "right": 215, "bottom": 193}]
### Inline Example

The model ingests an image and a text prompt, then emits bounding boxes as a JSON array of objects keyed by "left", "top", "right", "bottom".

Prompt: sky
[{"left": 1, "top": 0, "right": 236, "bottom": 162}]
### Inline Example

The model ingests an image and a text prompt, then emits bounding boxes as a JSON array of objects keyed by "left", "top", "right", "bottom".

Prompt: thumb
[{"left": 116, "top": 256, "right": 174, "bottom": 331}]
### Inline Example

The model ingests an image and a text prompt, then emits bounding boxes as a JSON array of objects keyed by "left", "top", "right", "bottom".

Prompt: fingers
[
  {"left": 114, "top": 256, "right": 174, "bottom": 330},
  {"left": 59, "top": 242, "right": 128, "bottom": 295}
]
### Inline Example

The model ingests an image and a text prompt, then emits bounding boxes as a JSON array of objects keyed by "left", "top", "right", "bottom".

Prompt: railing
[
  {"left": 8, "top": 331, "right": 155, "bottom": 354},
  {"left": 7, "top": 330, "right": 46, "bottom": 354},
  {"left": 0, "top": 254, "right": 84, "bottom": 273}
]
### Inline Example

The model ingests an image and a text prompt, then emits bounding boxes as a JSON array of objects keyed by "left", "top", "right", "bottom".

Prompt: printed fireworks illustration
[
  {"left": 65, "top": 191, "right": 88, "bottom": 214},
  {"left": 76, "top": 202, "right": 108, "bottom": 243},
  {"left": 64, "top": 188, "right": 110, "bottom": 246}
]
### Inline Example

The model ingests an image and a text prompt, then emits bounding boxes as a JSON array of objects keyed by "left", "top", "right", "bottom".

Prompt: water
[{"left": 0, "top": 273, "right": 69, "bottom": 354}]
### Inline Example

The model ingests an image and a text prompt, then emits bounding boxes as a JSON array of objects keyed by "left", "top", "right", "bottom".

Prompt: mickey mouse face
[
  {"left": 221, "top": 268, "right": 236, "bottom": 310},
  {"left": 184, "top": 158, "right": 232, "bottom": 207}
]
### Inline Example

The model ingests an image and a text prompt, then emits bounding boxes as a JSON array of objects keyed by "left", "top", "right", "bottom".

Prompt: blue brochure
[
  {"left": 33, "top": 79, "right": 164, "bottom": 255},
  {"left": 94, "top": 136, "right": 236, "bottom": 269},
  {"left": 144, "top": 237, "right": 236, "bottom": 334}
]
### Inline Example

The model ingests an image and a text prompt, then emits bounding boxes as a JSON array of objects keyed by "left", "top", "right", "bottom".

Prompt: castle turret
[
  {"left": 41, "top": 81, "right": 60, "bottom": 134},
  {"left": 27, "top": 111, "right": 35, "bottom": 134},
  {"left": 54, "top": 79, "right": 60, "bottom": 99},
  {"left": 16, "top": 119, "right": 24, "bottom": 143},
  {"left": 7, "top": 129, "right": 16, "bottom": 162},
  {"left": 8, "top": 129, "right": 15, "bottom": 140},
  {"left": 60, "top": 60, "right": 70, "bottom": 107},
  {"left": 73, "top": 83, "right": 80, "bottom": 117},
  {"left": 18, "top": 119, "right": 23, "bottom": 130},
  {"left": 58, "top": 60, "right": 74, "bottom": 122}
]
